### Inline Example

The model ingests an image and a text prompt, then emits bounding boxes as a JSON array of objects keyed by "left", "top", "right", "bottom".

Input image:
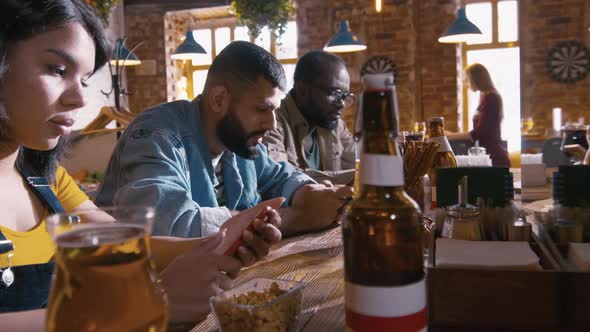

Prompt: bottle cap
[{"left": 429, "top": 117, "right": 444, "bottom": 125}]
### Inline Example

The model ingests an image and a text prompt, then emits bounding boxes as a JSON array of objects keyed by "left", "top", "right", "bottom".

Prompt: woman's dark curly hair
[{"left": 0, "top": 0, "right": 111, "bottom": 182}]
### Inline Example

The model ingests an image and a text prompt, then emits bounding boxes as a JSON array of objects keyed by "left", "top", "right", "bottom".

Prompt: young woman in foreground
[{"left": 0, "top": 0, "right": 281, "bottom": 328}]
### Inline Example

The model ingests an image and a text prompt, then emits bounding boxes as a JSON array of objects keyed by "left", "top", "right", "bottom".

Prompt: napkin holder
[
  {"left": 427, "top": 227, "right": 564, "bottom": 330},
  {"left": 436, "top": 167, "right": 514, "bottom": 208}
]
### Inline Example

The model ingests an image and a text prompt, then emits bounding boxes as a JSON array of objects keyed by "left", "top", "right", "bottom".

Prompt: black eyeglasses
[{"left": 313, "top": 85, "right": 357, "bottom": 108}]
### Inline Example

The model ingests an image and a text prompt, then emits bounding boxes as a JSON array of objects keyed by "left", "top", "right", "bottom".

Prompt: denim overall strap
[
  {"left": 0, "top": 168, "right": 64, "bottom": 312},
  {"left": 0, "top": 231, "right": 14, "bottom": 254},
  {"left": 17, "top": 167, "right": 65, "bottom": 214},
  {"left": 0, "top": 169, "right": 64, "bottom": 252}
]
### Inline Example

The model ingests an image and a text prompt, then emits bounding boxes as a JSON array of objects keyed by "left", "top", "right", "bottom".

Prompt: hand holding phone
[{"left": 213, "top": 197, "right": 285, "bottom": 256}]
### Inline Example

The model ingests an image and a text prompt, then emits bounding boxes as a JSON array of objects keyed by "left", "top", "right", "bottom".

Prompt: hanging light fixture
[
  {"left": 324, "top": 20, "right": 367, "bottom": 53},
  {"left": 438, "top": 7, "right": 482, "bottom": 44},
  {"left": 171, "top": 31, "right": 207, "bottom": 60}
]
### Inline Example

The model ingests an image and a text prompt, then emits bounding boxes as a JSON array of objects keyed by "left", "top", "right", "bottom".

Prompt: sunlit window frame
[
  {"left": 461, "top": 0, "right": 520, "bottom": 131},
  {"left": 180, "top": 18, "right": 298, "bottom": 100}
]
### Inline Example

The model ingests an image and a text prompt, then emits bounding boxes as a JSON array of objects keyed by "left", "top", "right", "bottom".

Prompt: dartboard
[
  {"left": 545, "top": 40, "right": 590, "bottom": 84},
  {"left": 361, "top": 56, "right": 398, "bottom": 82}
]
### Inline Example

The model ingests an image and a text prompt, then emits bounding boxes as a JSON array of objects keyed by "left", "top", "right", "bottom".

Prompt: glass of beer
[
  {"left": 414, "top": 121, "right": 427, "bottom": 134},
  {"left": 521, "top": 117, "right": 534, "bottom": 134},
  {"left": 45, "top": 206, "right": 168, "bottom": 332}
]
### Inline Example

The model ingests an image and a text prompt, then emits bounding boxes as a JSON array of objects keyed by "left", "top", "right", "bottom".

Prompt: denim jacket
[{"left": 95, "top": 99, "right": 315, "bottom": 237}]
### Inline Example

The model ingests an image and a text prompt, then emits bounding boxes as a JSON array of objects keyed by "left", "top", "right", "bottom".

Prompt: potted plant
[
  {"left": 84, "top": 0, "right": 120, "bottom": 24},
  {"left": 231, "top": 0, "right": 295, "bottom": 40}
]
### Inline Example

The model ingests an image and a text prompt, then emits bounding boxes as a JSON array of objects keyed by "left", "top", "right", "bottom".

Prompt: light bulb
[{"left": 375, "top": 0, "right": 382, "bottom": 13}]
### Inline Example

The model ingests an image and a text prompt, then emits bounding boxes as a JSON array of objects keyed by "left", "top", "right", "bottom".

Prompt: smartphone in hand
[{"left": 213, "top": 197, "right": 285, "bottom": 256}]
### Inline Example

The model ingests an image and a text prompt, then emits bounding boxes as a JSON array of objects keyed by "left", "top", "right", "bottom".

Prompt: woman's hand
[
  {"left": 563, "top": 144, "right": 587, "bottom": 161},
  {"left": 446, "top": 131, "right": 472, "bottom": 140},
  {"left": 160, "top": 232, "right": 242, "bottom": 324}
]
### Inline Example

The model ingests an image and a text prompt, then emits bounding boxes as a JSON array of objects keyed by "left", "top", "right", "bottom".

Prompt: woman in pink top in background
[
  {"left": 450, "top": 63, "right": 510, "bottom": 167},
  {"left": 467, "top": 63, "right": 510, "bottom": 167}
]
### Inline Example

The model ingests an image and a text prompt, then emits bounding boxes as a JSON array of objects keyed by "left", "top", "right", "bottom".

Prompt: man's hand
[
  {"left": 160, "top": 232, "right": 242, "bottom": 324},
  {"left": 280, "top": 183, "right": 354, "bottom": 236},
  {"left": 235, "top": 207, "right": 282, "bottom": 266},
  {"left": 320, "top": 179, "right": 335, "bottom": 187}
]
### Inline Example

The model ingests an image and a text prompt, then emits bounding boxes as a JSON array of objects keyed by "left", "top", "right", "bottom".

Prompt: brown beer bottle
[
  {"left": 427, "top": 117, "right": 457, "bottom": 208},
  {"left": 342, "top": 72, "right": 426, "bottom": 331}
]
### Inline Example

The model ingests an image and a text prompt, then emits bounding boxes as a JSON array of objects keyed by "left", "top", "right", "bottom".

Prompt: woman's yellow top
[{"left": 0, "top": 166, "right": 88, "bottom": 267}]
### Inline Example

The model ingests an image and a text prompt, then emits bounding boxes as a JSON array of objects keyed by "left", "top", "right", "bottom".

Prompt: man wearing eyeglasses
[{"left": 264, "top": 51, "right": 356, "bottom": 184}]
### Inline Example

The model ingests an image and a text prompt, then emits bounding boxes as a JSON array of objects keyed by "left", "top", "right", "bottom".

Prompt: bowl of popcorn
[{"left": 210, "top": 278, "right": 306, "bottom": 332}]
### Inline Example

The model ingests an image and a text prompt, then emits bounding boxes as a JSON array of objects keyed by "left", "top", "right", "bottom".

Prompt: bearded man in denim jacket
[{"left": 96, "top": 42, "right": 352, "bottom": 249}]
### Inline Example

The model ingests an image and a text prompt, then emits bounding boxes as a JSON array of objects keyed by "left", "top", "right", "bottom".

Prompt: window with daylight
[
  {"left": 463, "top": 0, "right": 520, "bottom": 153},
  {"left": 183, "top": 21, "right": 298, "bottom": 100}
]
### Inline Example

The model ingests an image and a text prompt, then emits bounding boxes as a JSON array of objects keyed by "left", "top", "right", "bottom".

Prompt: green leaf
[{"left": 231, "top": 0, "right": 294, "bottom": 40}]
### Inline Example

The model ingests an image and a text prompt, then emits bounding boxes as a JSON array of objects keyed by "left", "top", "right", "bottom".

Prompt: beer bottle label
[
  {"left": 360, "top": 153, "right": 404, "bottom": 186},
  {"left": 345, "top": 279, "right": 427, "bottom": 331},
  {"left": 428, "top": 136, "right": 453, "bottom": 153}
]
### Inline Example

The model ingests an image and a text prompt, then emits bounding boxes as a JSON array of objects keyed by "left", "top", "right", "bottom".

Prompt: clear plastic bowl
[{"left": 209, "top": 278, "right": 306, "bottom": 332}]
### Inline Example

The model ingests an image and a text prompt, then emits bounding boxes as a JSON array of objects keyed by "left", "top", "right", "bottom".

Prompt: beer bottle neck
[
  {"left": 429, "top": 124, "right": 446, "bottom": 137},
  {"left": 358, "top": 87, "right": 404, "bottom": 191},
  {"left": 360, "top": 88, "right": 399, "bottom": 154},
  {"left": 428, "top": 122, "right": 455, "bottom": 153}
]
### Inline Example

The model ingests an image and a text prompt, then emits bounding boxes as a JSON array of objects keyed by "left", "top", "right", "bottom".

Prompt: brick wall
[
  {"left": 418, "top": 0, "right": 462, "bottom": 131},
  {"left": 123, "top": 0, "right": 589, "bottom": 133},
  {"left": 520, "top": 0, "right": 590, "bottom": 130},
  {"left": 125, "top": 5, "right": 168, "bottom": 114},
  {"left": 296, "top": 0, "right": 461, "bottom": 132},
  {"left": 164, "top": 10, "right": 190, "bottom": 102}
]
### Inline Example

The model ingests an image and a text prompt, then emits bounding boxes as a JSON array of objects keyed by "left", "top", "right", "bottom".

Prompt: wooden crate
[
  {"left": 538, "top": 225, "right": 590, "bottom": 332},
  {"left": 427, "top": 234, "right": 566, "bottom": 331},
  {"left": 564, "top": 272, "right": 590, "bottom": 331}
]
